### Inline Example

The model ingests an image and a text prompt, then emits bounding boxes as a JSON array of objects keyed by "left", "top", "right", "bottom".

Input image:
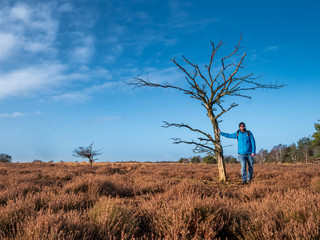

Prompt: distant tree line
[
  {"left": 255, "top": 120, "right": 320, "bottom": 163},
  {"left": 178, "top": 155, "right": 238, "bottom": 164}
]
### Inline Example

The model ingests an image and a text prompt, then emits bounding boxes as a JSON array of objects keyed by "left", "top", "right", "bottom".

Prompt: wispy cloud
[
  {"left": 51, "top": 65, "right": 185, "bottom": 103},
  {"left": 0, "top": 1, "right": 220, "bottom": 103},
  {"left": 71, "top": 33, "right": 95, "bottom": 63},
  {"left": 0, "top": 64, "right": 86, "bottom": 99},
  {"left": 168, "top": 0, "right": 218, "bottom": 31},
  {"left": 0, "top": 33, "right": 16, "bottom": 60},
  {"left": 52, "top": 81, "right": 124, "bottom": 103},
  {"left": 265, "top": 45, "right": 279, "bottom": 52},
  {"left": 99, "top": 0, "right": 218, "bottom": 60},
  {"left": 51, "top": 92, "right": 89, "bottom": 103},
  {"left": 0, "top": 111, "right": 41, "bottom": 118},
  {"left": 140, "top": 66, "right": 184, "bottom": 85},
  {"left": 0, "top": 2, "right": 99, "bottom": 101},
  {"left": 0, "top": 2, "right": 58, "bottom": 59}
]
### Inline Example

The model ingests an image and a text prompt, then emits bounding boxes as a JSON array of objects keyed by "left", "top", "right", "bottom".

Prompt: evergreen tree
[{"left": 312, "top": 120, "right": 320, "bottom": 157}]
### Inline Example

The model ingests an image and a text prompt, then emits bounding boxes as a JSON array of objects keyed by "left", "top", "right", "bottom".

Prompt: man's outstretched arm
[
  {"left": 219, "top": 129, "right": 237, "bottom": 139},
  {"left": 250, "top": 132, "right": 256, "bottom": 155}
]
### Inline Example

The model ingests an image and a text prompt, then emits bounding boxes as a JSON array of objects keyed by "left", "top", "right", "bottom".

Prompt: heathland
[{"left": 0, "top": 162, "right": 319, "bottom": 239}]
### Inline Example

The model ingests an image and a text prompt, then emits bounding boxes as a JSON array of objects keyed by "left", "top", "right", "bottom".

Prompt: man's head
[{"left": 239, "top": 122, "right": 246, "bottom": 131}]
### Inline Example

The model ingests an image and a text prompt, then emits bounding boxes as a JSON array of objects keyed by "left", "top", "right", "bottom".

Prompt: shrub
[
  {"left": 191, "top": 156, "right": 201, "bottom": 164},
  {"left": 202, "top": 155, "right": 217, "bottom": 164},
  {"left": 178, "top": 158, "right": 189, "bottom": 163},
  {"left": 88, "top": 197, "right": 140, "bottom": 238},
  {"left": 310, "top": 176, "right": 320, "bottom": 193},
  {"left": 225, "top": 155, "right": 238, "bottom": 164},
  {"left": 0, "top": 154, "right": 12, "bottom": 163},
  {"left": 17, "top": 210, "right": 100, "bottom": 240}
]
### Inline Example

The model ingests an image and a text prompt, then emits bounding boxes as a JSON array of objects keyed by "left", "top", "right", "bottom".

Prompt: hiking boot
[{"left": 241, "top": 181, "right": 247, "bottom": 185}]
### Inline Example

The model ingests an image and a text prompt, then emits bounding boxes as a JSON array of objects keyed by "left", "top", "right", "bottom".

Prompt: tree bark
[
  {"left": 208, "top": 110, "right": 227, "bottom": 181},
  {"left": 215, "top": 142, "right": 227, "bottom": 181}
]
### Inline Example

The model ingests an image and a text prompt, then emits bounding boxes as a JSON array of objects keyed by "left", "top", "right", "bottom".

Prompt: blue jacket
[{"left": 220, "top": 130, "right": 256, "bottom": 155}]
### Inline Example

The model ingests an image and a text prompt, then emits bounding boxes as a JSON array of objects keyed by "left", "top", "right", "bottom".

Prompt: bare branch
[
  {"left": 182, "top": 56, "right": 210, "bottom": 90},
  {"left": 171, "top": 137, "right": 217, "bottom": 154},
  {"left": 128, "top": 76, "right": 203, "bottom": 101},
  {"left": 162, "top": 121, "right": 216, "bottom": 144},
  {"left": 221, "top": 33, "right": 243, "bottom": 69},
  {"left": 172, "top": 57, "right": 209, "bottom": 102},
  {"left": 215, "top": 102, "right": 239, "bottom": 119}
]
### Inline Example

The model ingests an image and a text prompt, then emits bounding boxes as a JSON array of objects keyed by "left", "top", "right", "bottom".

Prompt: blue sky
[{"left": 0, "top": 0, "right": 319, "bottom": 162}]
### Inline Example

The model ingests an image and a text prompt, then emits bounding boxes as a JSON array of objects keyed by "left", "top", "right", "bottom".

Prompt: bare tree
[
  {"left": 73, "top": 142, "right": 102, "bottom": 166},
  {"left": 270, "top": 144, "right": 287, "bottom": 163},
  {"left": 128, "top": 35, "right": 285, "bottom": 181},
  {"left": 256, "top": 149, "right": 268, "bottom": 163}
]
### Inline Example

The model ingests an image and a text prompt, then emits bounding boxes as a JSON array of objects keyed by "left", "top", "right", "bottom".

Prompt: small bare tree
[
  {"left": 73, "top": 142, "right": 102, "bottom": 166},
  {"left": 128, "top": 35, "right": 284, "bottom": 181}
]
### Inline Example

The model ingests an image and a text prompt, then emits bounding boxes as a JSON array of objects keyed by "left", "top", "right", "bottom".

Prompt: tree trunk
[
  {"left": 305, "top": 152, "right": 308, "bottom": 163},
  {"left": 208, "top": 111, "right": 227, "bottom": 181},
  {"left": 215, "top": 142, "right": 227, "bottom": 181}
]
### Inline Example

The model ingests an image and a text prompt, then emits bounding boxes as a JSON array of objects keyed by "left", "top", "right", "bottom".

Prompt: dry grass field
[{"left": 0, "top": 162, "right": 319, "bottom": 240}]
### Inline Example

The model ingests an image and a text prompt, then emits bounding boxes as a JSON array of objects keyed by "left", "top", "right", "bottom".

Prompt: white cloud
[
  {"left": 0, "top": 111, "right": 41, "bottom": 118},
  {"left": 71, "top": 34, "right": 95, "bottom": 63},
  {"left": 73, "top": 46, "right": 92, "bottom": 61},
  {"left": 0, "top": 33, "right": 16, "bottom": 60},
  {"left": 0, "top": 2, "right": 58, "bottom": 58},
  {"left": 0, "top": 64, "right": 86, "bottom": 99},
  {"left": 10, "top": 3, "right": 31, "bottom": 22},
  {"left": 0, "top": 1, "right": 199, "bottom": 102},
  {"left": 0, "top": 2, "right": 101, "bottom": 101}
]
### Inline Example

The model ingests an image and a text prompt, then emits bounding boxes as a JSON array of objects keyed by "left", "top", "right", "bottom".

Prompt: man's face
[{"left": 239, "top": 125, "right": 245, "bottom": 131}]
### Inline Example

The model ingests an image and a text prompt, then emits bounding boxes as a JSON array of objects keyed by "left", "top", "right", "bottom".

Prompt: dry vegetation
[{"left": 0, "top": 162, "right": 319, "bottom": 239}]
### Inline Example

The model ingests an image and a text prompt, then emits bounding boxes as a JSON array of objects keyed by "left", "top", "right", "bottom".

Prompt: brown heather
[{"left": 0, "top": 162, "right": 319, "bottom": 240}]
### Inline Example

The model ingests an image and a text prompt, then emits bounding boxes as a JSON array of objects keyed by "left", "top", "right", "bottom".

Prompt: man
[{"left": 218, "top": 122, "right": 256, "bottom": 185}]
